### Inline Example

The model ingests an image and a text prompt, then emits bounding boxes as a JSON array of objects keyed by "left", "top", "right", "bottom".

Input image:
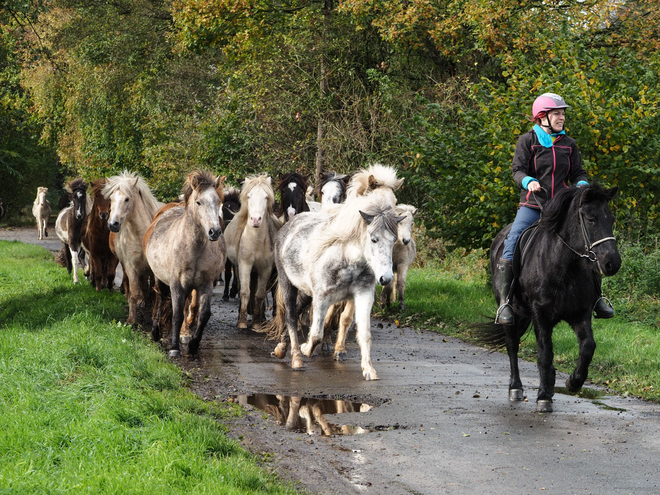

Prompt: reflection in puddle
[
  {"left": 233, "top": 393, "right": 373, "bottom": 436},
  {"left": 556, "top": 386, "right": 606, "bottom": 400}
]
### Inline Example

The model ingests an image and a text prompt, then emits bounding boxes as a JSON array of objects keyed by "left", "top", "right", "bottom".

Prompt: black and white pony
[
  {"left": 476, "top": 185, "right": 621, "bottom": 412},
  {"left": 315, "top": 172, "right": 350, "bottom": 209},
  {"left": 276, "top": 172, "right": 310, "bottom": 222},
  {"left": 55, "top": 179, "right": 92, "bottom": 284},
  {"left": 266, "top": 188, "right": 404, "bottom": 380}
]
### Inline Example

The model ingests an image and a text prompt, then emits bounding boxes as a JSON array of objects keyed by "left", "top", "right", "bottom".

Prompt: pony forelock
[
  {"left": 102, "top": 170, "right": 161, "bottom": 217},
  {"left": 346, "top": 163, "right": 403, "bottom": 200},
  {"left": 233, "top": 174, "right": 275, "bottom": 232},
  {"left": 183, "top": 170, "right": 223, "bottom": 205}
]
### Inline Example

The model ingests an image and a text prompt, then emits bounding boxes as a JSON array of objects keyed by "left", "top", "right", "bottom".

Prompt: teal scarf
[{"left": 534, "top": 124, "right": 565, "bottom": 148}]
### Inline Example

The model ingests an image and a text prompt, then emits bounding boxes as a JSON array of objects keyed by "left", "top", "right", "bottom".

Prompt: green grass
[
  {"left": 375, "top": 254, "right": 660, "bottom": 403},
  {"left": 0, "top": 240, "right": 299, "bottom": 494}
]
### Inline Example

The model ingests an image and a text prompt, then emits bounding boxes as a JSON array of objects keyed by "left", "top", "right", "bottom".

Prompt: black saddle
[{"left": 512, "top": 221, "right": 541, "bottom": 278}]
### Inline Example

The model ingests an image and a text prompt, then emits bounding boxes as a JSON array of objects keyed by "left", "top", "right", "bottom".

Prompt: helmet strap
[{"left": 540, "top": 115, "right": 563, "bottom": 134}]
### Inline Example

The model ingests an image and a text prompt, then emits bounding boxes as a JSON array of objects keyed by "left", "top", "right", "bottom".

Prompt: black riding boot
[
  {"left": 594, "top": 296, "right": 614, "bottom": 319},
  {"left": 495, "top": 258, "right": 514, "bottom": 325}
]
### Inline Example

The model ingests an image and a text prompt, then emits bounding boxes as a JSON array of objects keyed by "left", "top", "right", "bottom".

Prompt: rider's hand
[{"left": 527, "top": 181, "right": 541, "bottom": 192}]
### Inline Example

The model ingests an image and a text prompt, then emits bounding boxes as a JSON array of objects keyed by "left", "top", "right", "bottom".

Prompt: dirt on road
[{"left": 3, "top": 225, "right": 660, "bottom": 495}]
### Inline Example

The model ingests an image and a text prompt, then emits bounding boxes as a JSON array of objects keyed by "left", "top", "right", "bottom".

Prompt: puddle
[
  {"left": 556, "top": 387, "right": 627, "bottom": 412},
  {"left": 233, "top": 393, "right": 373, "bottom": 436}
]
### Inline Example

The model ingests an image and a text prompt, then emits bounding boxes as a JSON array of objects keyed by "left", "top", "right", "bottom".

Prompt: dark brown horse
[{"left": 81, "top": 179, "right": 119, "bottom": 291}]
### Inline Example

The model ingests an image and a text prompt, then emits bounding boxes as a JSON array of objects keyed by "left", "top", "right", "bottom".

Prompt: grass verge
[{"left": 0, "top": 240, "right": 299, "bottom": 494}]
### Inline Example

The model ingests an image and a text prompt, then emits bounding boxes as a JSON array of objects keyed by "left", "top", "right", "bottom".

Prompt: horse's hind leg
[
  {"left": 334, "top": 300, "right": 355, "bottom": 361},
  {"left": 222, "top": 260, "right": 232, "bottom": 301},
  {"left": 187, "top": 288, "right": 211, "bottom": 355},
  {"left": 505, "top": 318, "right": 529, "bottom": 401},
  {"left": 168, "top": 284, "right": 186, "bottom": 358},
  {"left": 280, "top": 275, "right": 303, "bottom": 369},
  {"left": 565, "top": 318, "right": 596, "bottom": 393}
]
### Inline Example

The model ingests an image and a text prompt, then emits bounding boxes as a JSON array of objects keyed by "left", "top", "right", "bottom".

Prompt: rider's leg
[{"left": 497, "top": 207, "right": 541, "bottom": 324}]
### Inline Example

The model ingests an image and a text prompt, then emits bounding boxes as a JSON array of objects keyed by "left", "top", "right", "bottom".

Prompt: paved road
[{"left": 3, "top": 226, "right": 660, "bottom": 494}]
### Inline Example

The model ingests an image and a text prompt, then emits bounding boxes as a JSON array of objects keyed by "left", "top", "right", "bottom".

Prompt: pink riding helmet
[{"left": 532, "top": 93, "right": 570, "bottom": 120}]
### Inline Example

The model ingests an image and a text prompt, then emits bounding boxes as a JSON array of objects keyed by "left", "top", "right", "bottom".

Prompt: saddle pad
[{"left": 513, "top": 222, "right": 541, "bottom": 278}]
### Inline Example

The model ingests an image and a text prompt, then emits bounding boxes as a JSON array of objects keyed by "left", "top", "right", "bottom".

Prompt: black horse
[
  {"left": 221, "top": 186, "right": 241, "bottom": 301},
  {"left": 477, "top": 184, "right": 621, "bottom": 412}
]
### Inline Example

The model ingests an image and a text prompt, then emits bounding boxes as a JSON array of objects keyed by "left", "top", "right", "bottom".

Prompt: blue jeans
[{"left": 502, "top": 206, "right": 541, "bottom": 261}]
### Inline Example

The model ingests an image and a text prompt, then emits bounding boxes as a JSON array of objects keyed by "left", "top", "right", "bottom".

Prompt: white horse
[
  {"left": 224, "top": 174, "right": 281, "bottom": 329},
  {"left": 146, "top": 171, "right": 226, "bottom": 357},
  {"left": 266, "top": 188, "right": 404, "bottom": 380},
  {"left": 55, "top": 179, "right": 92, "bottom": 284},
  {"left": 103, "top": 171, "right": 163, "bottom": 326},
  {"left": 380, "top": 204, "right": 417, "bottom": 311},
  {"left": 32, "top": 187, "right": 51, "bottom": 240}
]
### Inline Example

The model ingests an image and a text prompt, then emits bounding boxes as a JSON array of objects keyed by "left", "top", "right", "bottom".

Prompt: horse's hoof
[
  {"left": 363, "top": 370, "right": 379, "bottom": 381},
  {"left": 222, "top": 295, "right": 229, "bottom": 302},
  {"left": 180, "top": 335, "right": 191, "bottom": 344},
  {"left": 536, "top": 400, "right": 553, "bottom": 413},
  {"left": 272, "top": 343, "right": 287, "bottom": 359},
  {"left": 169, "top": 349, "right": 181, "bottom": 358},
  {"left": 291, "top": 356, "right": 304, "bottom": 369},
  {"left": 509, "top": 389, "right": 524, "bottom": 401},
  {"left": 186, "top": 340, "right": 200, "bottom": 355},
  {"left": 301, "top": 342, "right": 315, "bottom": 357},
  {"left": 565, "top": 377, "right": 582, "bottom": 393},
  {"left": 334, "top": 351, "right": 347, "bottom": 362},
  {"left": 237, "top": 321, "right": 248, "bottom": 329}
]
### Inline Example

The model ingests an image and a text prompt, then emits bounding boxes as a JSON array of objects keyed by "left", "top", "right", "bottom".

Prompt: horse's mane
[
  {"left": 233, "top": 174, "right": 276, "bottom": 233},
  {"left": 316, "top": 188, "right": 400, "bottom": 253},
  {"left": 89, "top": 178, "right": 107, "bottom": 198},
  {"left": 182, "top": 170, "right": 223, "bottom": 206},
  {"left": 276, "top": 172, "right": 309, "bottom": 193},
  {"left": 102, "top": 170, "right": 161, "bottom": 218},
  {"left": 539, "top": 184, "right": 611, "bottom": 233},
  {"left": 346, "top": 163, "right": 403, "bottom": 200},
  {"left": 65, "top": 178, "right": 88, "bottom": 194}
]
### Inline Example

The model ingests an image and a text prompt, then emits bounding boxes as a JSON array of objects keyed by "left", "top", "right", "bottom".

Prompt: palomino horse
[
  {"left": 275, "top": 172, "right": 310, "bottom": 222},
  {"left": 221, "top": 186, "right": 241, "bottom": 301},
  {"left": 81, "top": 179, "right": 119, "bottom": 291},
  {"left": 380, "top": 204, "right": 417, "bottom": 311},
  {"left": 267, "top": 188, "right": 405, "bottom": 380},
  {"left": 32, "top": 187, "right": 51, "bottom": 240},
  {"left": 103, "top": 171, "right": 163, "bottom": 326},
  {"left": 145, "top": 171, "right": 226, "bottom": 357},
  {"left": 224, "top": 174, "right": 282, "bottom": 329},
  {"left": 475, "top": 185, "right": 621, "bottom": 412},
  {"left": 55, "top": 179, "right": 92, "bottom": 284}
]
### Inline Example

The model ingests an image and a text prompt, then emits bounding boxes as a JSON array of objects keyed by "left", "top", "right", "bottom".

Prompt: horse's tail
[
  {"left": 263, "top": 284, "right": 286, "bottom": 340},
  {"left": 471, "top": 319, "right": 508, "bottom": 350}
]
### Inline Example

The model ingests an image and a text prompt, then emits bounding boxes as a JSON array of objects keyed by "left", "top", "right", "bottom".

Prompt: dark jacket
[{"left": 512, "top": 129, "right": 588, "bottom": 209}]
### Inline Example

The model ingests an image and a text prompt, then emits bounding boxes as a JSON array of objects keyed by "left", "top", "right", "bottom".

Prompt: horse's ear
[
  {"left": 359, "top": 210, "right": 375, "bottom": 224},
  {"left": 411, "top": 206, "right": 418, "bottom": 217},
  {"left": 367, "top": 175, "right": 379, "bottom": 191},
  {"left": 395, "top": 215, "right": 406, "bottom": 224},
  {"left": 606, "top": 186, "right": 619, "bottom": 201},
  {"left": 394, "top": 178, "right": 404, "bottom": 191},
  {"left": 215, "top": 176, "right": 226, "bottom": 189},
  {"left": 133, "top": 176, "right": 140, "bottom": 188}
]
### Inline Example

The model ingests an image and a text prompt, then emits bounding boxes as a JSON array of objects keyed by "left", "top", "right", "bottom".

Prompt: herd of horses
[{"left": 27, "top": 166, "right": 622, "bottom": 413}]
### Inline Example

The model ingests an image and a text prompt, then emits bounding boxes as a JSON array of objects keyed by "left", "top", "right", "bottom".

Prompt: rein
[{"left": 533, "top": 188, "right": 616, "bottom": 273}]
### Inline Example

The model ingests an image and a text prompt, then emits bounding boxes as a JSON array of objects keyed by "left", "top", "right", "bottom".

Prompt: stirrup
[
  {"left": 495, "top": 303, "right": 514, "bottom": 325},
  {"left": 593, "top": 296, "right": 614, "bottom": 319}
]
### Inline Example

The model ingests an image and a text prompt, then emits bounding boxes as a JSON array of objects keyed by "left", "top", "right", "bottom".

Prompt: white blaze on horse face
[
  {"left": 365, "top": 223, "right": 397, "bottom": 286},
  {"left": 195, "top": 187, "right": 222, "bottom": 240},
  {"left": 247, "top": 186, "right": 269, "bottom": 228},
  {"left": 75, "top": 191, "right": 85, "bottom": 220},
  {"left": 107, "top": 189, "right": 131, "bottom": 232},
  {"left": 321, "top": 182, "right": 342, "bottom": 208},
  {"left": 287, "top": 182, "right": 298, "bottom": 218}
]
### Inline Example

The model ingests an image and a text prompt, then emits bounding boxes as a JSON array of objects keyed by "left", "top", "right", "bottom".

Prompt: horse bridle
[{"left": 534, "top": 188, "right": 616, "bottom": 271}]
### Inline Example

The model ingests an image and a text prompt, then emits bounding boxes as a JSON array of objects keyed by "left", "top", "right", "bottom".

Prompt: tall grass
[{"left": 0, "top": 241, "right": 298, "bottom": 494}]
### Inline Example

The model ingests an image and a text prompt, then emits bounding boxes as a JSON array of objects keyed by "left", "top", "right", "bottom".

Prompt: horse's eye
[
  {"left": 124, "top": 198, "right": 129, "bottom": 202},
  {"left": 371, "top": 237, "right": 379, "bottom": 244},
  {"left": 196, "top": 201, "right": 201, "bottom": 206}
]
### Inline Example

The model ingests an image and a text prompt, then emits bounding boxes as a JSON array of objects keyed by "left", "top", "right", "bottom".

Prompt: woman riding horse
[{"left": 495, "top": 92, "right": 614, "bottom": 324}]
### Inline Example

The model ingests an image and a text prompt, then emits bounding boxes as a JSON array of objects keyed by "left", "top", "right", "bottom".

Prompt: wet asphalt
[{"left": 3, "top": 225, "right": 660, "bottom": 494}]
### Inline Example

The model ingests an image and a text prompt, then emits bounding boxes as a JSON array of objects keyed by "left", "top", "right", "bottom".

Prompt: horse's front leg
[
  {"left": 237, "top": 260, "right": 252, "bottom": 329},
  {"left": 354, "top": 291, "right": 378, "bottom": 380},
  {"left": 70, "top": 246, "right": 80, "bottom": 284},
  {"left": 180, "top": 290, "right": 198, "bottom": 343},
  {"left": 169, "top": 283, "right": 186, "bottom": 358},
  {"left": 505, "top": 316, "right": 530, "bottom": 401},
  {"left": 334, "top": 299, "right": 355, "bottom": 361},
  {"left": 187, "top": 288, "right": 212, "bottom": 355},
  {"left": 280, "top": 277, "right": 303, "bottom": 369},
  {"left": 533, "top": 314, "right": 556, "bottom": 412},
  {"left": 301, "top": 298, "right": 330, "bottom": 358},
  {"left": 566, "top": 316, "right": 596, "bottom": 393}
]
